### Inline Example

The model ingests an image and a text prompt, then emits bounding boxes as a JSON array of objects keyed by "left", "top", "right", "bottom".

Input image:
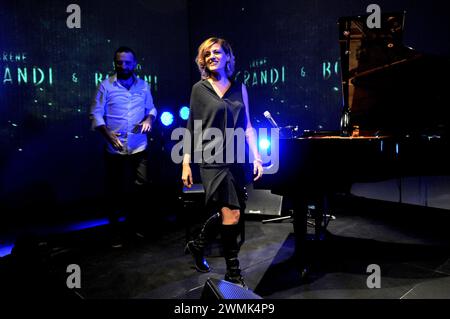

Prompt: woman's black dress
[{"left": 185, "top": 79, "right": 251, "bottom": 212}]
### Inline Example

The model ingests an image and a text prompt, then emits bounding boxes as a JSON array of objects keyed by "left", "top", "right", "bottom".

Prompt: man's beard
[{"left": 116, "top": 70, "right": 133, "bottom": 79}]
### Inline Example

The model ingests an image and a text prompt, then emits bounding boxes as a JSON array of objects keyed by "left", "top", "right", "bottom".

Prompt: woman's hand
[
  {"left": 182, "top": 164, "right": 193, "bottom": 188},
  {"left": 253, "top": 160, "right": 263, "bottom": 181}
]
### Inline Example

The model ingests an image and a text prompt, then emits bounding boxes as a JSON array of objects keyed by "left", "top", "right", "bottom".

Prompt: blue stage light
[
  {"left": 179, "top": 106, "right": 190, "bottom": 120},
  {"left": 64, "top": 218, "right": 109, "bottom": 232},
  {"left": 0, "top": 244, "right": 14, "bottom": 257},
  {"left": 160, "top": 111, "right": 174, "bottom": 126},
  {"left": 259, "top": 138, "right": 271, "bottom": 151}
]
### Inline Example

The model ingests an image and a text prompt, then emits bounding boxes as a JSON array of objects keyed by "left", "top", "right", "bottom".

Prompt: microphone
[{"left": 263, "top": 111, "right": 279, "bottom": 129}]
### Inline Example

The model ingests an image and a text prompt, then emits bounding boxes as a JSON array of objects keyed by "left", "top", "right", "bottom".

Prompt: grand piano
[{"left": 255, "top": 12, "right": 450, "bottom": 274}]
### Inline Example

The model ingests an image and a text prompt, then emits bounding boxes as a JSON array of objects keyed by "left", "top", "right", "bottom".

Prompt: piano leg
[
  {"left": 313, "top": 194, "right": 332, "bottom": 240},
  {"left": 314, "top": 204, "right": 323, "bottom": 240},
  {"left": 292, "top": 198, "right": 309, "bottom": 279}
]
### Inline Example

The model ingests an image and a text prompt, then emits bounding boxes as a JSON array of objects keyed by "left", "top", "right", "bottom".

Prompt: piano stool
[{"left": 261, "top": 203, "right": 336, "bottom": 240}]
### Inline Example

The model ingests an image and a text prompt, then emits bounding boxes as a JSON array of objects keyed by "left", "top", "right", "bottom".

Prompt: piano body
[{"left": 255, "top": 12, "right": 450, "bottom": 274}]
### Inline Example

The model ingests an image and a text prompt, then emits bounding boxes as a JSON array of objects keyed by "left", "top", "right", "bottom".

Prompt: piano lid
[
  {"left": 338, "top": 12, "right": 450, "bottom": 136},
  {"left": 339, "top": 12, "right": 409, "bottom": 76}
]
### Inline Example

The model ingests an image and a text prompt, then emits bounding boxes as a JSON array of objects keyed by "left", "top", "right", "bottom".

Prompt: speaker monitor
[
  {"left": 245, "top": 185, "right": 282, "bottom": 216},
  {"left": 201, "top": 278, "right": 262, "bottom": 300}
]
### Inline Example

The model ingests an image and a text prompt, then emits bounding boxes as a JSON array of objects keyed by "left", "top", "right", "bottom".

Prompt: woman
[{"left": 182, "top": 37, "right": 263, "bottom": 288}]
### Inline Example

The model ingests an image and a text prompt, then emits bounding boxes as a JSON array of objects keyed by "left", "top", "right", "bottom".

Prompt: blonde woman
[{"left": 182, "top": 37, "right": 263, "bottom": 288}]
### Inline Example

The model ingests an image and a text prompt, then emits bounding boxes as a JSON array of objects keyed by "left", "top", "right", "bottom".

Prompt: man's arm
[
  {"left": 140, "top": 83, "right": 157, "bottom": 133},
  {"left": 90, "top": 83, "right": 107, "bottom": 129},
  {"left": 90, "top": 83, "right": 123, "bottom": 151}
]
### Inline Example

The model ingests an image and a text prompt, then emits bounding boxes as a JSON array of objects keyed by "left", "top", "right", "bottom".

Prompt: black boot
[
  {"left": 221, "top": 224, "right": 247, "bottom": 288},
  {"left": 185, "top": 213, "right": 220, "bottom": 272}
]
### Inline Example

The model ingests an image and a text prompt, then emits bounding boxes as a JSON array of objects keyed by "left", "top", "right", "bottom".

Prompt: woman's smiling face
[{"left": 204, "top": 43, "right": 228, "bottom": 73}]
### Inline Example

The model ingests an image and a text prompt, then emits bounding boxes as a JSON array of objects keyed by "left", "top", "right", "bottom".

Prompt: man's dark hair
[{"left": 114, "top": 46, "right": 137, "bottom": 61}]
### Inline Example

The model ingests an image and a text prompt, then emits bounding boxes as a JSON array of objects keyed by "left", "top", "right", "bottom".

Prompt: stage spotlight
[
  {"left": 0, "top": 244, "right": 14, "bottom": 257},
  {"left": 160, "top": 111, "right": 174, "bottom": 126},
  {"left": 259, "top": 138, "right": 271, "bottom": 151},
  {"left": 179, "top": 106, "right": 190, "bottom": 120}
]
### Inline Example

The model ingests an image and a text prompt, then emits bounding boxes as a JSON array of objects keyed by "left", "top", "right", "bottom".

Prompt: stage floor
[{"left": 1, "top": 196, "right": 450, "bottom": 299}]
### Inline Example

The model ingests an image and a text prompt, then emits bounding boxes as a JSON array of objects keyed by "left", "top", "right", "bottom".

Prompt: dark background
[
  {"left": 0, "top": 0, "right": 190, "bottom": 227},
  {"left": 1, "top": 0, "right": 449, "bottom": 229}
]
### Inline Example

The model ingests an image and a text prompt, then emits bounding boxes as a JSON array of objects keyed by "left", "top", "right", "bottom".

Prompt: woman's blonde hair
[{"left": 195, "top": 37, "right": 235, "bottom": 79}]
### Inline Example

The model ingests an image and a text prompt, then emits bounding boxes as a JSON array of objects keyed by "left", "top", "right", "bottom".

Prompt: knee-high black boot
[
  {"left": 185, "top": 212, "right": 220, "bottom": 272},
  {"left": 221, "top": 224, "right": 246, "bottom": 288}
]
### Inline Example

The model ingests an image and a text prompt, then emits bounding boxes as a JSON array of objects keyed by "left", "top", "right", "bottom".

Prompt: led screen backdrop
[
  {"left": 188, "top": 0, "right": 450, "bottom": 131},
  {"left": 0, "top": 0, "right": 190, "bottom": 219},
  {"left": 1, "top": 0, "right": 449, "bottom": 225}
]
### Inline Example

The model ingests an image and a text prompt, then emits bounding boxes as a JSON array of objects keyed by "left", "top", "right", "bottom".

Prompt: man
[{"left": 90, "top": 46, "right": 157, "bottom": 248}]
